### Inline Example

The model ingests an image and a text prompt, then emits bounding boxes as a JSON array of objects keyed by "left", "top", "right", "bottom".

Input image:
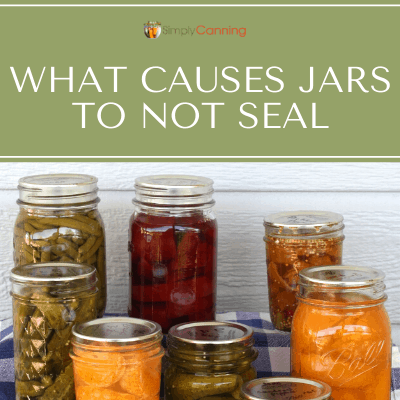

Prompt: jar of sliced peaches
[{"left": 263, "top": 211, "right": 345, "bottom": 331}]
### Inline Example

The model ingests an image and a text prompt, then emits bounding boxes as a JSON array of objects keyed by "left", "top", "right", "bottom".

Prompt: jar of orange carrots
[
  {"left": 291, "top": 265, "right": 391, "bottom": 400},
  {"left": 263, "top": 211, "right": 345, "bottom": 331},
  {"left": 70, "top": 317, "right": 164, "bottom": 400}
]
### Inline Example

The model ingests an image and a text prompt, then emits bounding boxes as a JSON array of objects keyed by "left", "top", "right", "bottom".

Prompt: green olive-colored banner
[{"left": 0, "top": 3, "right": 399, "bottom": 160}]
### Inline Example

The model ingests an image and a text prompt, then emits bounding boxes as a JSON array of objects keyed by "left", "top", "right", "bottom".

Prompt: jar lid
[
  {"left": 10, "top": 262, "right": 97, "bottom": 290},
  {"left": 299, "top": 265, "right": 385, "bottom": 288},
  {"left": 18, "top": 173, "right": 99, "bottom": 205},
  {"left": 241, "top": 377, "right": 332, "bottom": 400},
  {"left": 168, "top": 321, "right": 253, "bottom": 345},
  {"left": 264, "top": 210, "right": 344, "bottom": 237},
  {"left": 72, "top": 317, "right": 162, "bottom": 345},
  {"left": 134, "top": 175, "right": 214, "bottom": 206}
]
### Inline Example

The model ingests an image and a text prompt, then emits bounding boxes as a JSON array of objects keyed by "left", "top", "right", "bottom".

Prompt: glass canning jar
[
  {"left": 14, "top": 173, "right": 107, "bottom": 317},
  {"left": 240, "top": 377, "right": 332, "bottom": 400},
  {"left": 165, "top": 321, "right": 258, "bottom": 400},
  {"left": 10, "top": 262, "right": 98, "bottom": 400},
  {"left": 128, "top": 175, "right": 217, "bottom": 333},
  {"left": 263, "top": 211, "right": 345, "bottom": 331},
  {"left": 71, "top": 317, "right": 164, "bottom": 400},
  {"left": 291, "top": 265, "right": 391, "bottom": 400}
]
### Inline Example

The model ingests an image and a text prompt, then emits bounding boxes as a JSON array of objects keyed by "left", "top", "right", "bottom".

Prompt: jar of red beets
[{"left": 128, "top": 175, "right": 217, "bottom": 333}]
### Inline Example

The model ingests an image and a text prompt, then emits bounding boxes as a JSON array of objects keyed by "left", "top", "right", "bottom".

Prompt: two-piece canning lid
[
  {"left": 10, "top": 262, "right": 97, "bottom": 293},
  {"left": 72, "top": 317, "right": 163, "bottom": 347},
  {"left": 298, "top": 265, "right": 386, "bottom": 302},
  {"left": 18, "top": 174, "right": 99, "bottom": 205},
  {"left": 134, "top": 175, "right": 215, "bottom": 206},
  {"left": 241, "top": 377, "right": 332, "bottom": 400},
  {"left": 263, "top": 211, "right": 345, "bottom": 238}
]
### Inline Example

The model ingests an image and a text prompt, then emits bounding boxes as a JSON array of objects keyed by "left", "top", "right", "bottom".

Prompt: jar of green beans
[{"left": 14, "top": 174, "right": 107, "bottom": 317}]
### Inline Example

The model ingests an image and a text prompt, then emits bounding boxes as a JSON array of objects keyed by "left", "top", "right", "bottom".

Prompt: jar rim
[
  {"left": 18, "top": 173, "right": 99, "bottom": 205},
  {"left": 264, "top": 210, "right": 344, "bottom": 237},
  {"left": 168, "top": 321, "right": 253, "bottom": 345},
  {"left": 10, "top": 262, "right": 96, "bottom": 284},
  {"left": 72, "top": 317, "right": 162, "bottom": 345},
  {"left": 299, "top": 265, "right": 385, "bottom": 288},
  {"left": 134, "top": 174, "right": 214, "bottom": 206},
  {"left": 241, "top": 377, "right": 332, "bottom": 400}
]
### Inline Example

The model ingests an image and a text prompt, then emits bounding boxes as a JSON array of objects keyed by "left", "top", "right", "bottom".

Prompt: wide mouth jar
[
  {"left": 18, "top": 173, "right": 99, "bottom": 208},
  {"left": 133, "top": 175, "right": 215, "bottom": 209},
  {"left": 240, "top": 377, "right": 332, "bottom": 400},
  {"left": 298, "top": 265, "right": 387, "bottom": 307},
  {"left": 167, "top": 321, "right": 258, "bottom": 373}
]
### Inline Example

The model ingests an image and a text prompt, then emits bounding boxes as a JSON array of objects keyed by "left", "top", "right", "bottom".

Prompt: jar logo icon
[{"left": 144, "top": 21, "right": 161, "bottom": 39}]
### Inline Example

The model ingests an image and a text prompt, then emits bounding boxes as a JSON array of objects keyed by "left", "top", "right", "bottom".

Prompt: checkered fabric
[{"left": 1, "top": 312, "right": 399, "bottom": 399}]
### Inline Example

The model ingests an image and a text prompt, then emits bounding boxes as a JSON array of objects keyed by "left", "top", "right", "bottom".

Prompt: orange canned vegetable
[{"left": 70, "top": 317, "right": 164, "bottom": 400}]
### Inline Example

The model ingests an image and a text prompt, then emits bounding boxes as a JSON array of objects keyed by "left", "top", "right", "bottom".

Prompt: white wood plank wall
[{"left": 1, "top": 162, "right": 400, "bottom": 331}]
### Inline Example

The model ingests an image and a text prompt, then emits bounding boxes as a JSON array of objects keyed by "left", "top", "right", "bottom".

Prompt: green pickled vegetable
[
  {"left": 13, "top": 207, "right": 106, "bottom": 317},
  {"left": 165, "top": 368, "right": 242, "bottom": 400},
  {"left": 13, "top": 278, "right": 97, "bottom": 399},
  {"left": 39, "top": 364, "right": 75, "bottom": 400}
]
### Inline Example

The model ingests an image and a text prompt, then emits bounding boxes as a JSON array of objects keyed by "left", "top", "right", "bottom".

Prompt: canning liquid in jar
[
  {"left": 291, "top": 265, "right": 391, "bottom": 400},
  {"left": 128, "top": 175, "right": 217, "bottom": 333},
  {"left": 14, "top": 174, "right": 107, "bottom": 317},
  {"left": 165, "top": 321, "right": 258, "bottom": 400},
  {"left": 263, "top": 211, "right": 344, "bottom": 331},
  {"left": 71, "top": 317, "right": 164, "bottom": 400}
]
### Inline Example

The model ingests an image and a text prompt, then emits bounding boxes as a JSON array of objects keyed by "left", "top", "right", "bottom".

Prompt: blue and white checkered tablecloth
[{"left": 1, "top": 312, "right": 400, "bottom": 399}]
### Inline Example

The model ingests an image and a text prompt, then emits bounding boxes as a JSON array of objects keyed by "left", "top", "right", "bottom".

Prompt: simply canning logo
[
  {"left": 144, "top": 21, "right": 162, "bottom": 39},
  {"left": 162, "top": 24, "right": 247, "bottom": 38}
]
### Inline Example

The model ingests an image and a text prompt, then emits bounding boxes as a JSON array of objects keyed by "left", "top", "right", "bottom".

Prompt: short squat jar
[
  {"left": 240, "top": 377, "right": 332, "bottom": 400},
  {"left": 165, "top": 321, "right": 258, "bottom": 400},
  {"left": 128, "top": 175, "right": 217, "bottom": 333},
  {"left": 70, "top": 317, "right": 164, "bottom": 400},
  {"left": 263, "top": 211, "right": 344, "bottom": 331},
  {"left": 10, "top": 262, "right": 98, "bottom": 400},
  {"left": 291, "top": 265, "right": 391, "bottom": 400},
  {"left": 14, "top": 174, "right": 107, "bottom": 317}
]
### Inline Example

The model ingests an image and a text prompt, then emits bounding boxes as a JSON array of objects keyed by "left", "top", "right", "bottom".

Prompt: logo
[{"left": 144, "top": 21, "right": 161, "bottom": 39}]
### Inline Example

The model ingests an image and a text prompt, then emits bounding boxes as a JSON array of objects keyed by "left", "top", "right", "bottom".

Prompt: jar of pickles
[
  {"left": 240, "top": 377, "right": 332, "bottom": 400},
  {"left": 165, "top": 321, "right": 258, "bottom": 400},
  {"left": 70, "top": 317, "right": 164, "bottom": 400},
  {"left": 128, "top": 175, "right": 217, "bottom": 333},
  {"left": 10, "top": 262, "right": 98, "bottom": 400},
  {"left": 263, "top": 211, "right": 344, "bottom": 331},
  {"left": 291, "top": 265, "right": 391, "bottom": 399},
  {"left": 14, "top": 174, "right": 107, "bottom": 317}
]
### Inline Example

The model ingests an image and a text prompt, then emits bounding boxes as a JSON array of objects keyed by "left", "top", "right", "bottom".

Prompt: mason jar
[
  {"left": 240, "top": 377, "right": 332, "bottom": 400},
  {"left": 10, "top": 262, "right": 98, "bottom": 400},
  {"left": 70, "top": 317, "right": 164, "bottom": 400},
  {"left": 165, "top": 321, "right": 258, "bottom": 399},
  {"left": 14, "top": 173, "right": 107, "bottom": 317},
  {"left": 263, "top": 211, "right": 345, "bottom": 331},
  {"left": 291, "top": 265, "right": 391, "bottom": 400},
  {"left": 128, "top": 175, "right": 217, "bottom": 333}
]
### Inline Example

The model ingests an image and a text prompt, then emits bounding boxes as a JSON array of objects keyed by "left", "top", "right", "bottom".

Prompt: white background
[{"left": 1, "top": 162, "right": 399, "bottom": 339}]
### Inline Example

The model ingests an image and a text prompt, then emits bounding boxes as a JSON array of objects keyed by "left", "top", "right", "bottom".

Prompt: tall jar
[
  {"left": 291, "top": 265, "right": 391, "bottom": 400},
  {"left": 14, "top": 174, "right": 107, "bottom": 317},
  {"left": 240, "top": 377, "right": 332, "bottom": 400},
  {"left": 165, "top": 321, "right": 258, "bottom": 400},
  {"left": 263, "top": 211, "right": 344, "bottom": 331},
  {"left": 70, "top": 317, "right": 164, "bottom": 400},
  {"left": 10, "top": 262, "right": 98, "bottom": 400},
  {"left": 128, "top": 175, "right": 217, "bottom": 333}
]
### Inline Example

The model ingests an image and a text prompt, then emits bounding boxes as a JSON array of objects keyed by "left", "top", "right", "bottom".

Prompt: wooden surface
[{"left": 1, "top": 163, "right": 400, "bottom": 327}]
